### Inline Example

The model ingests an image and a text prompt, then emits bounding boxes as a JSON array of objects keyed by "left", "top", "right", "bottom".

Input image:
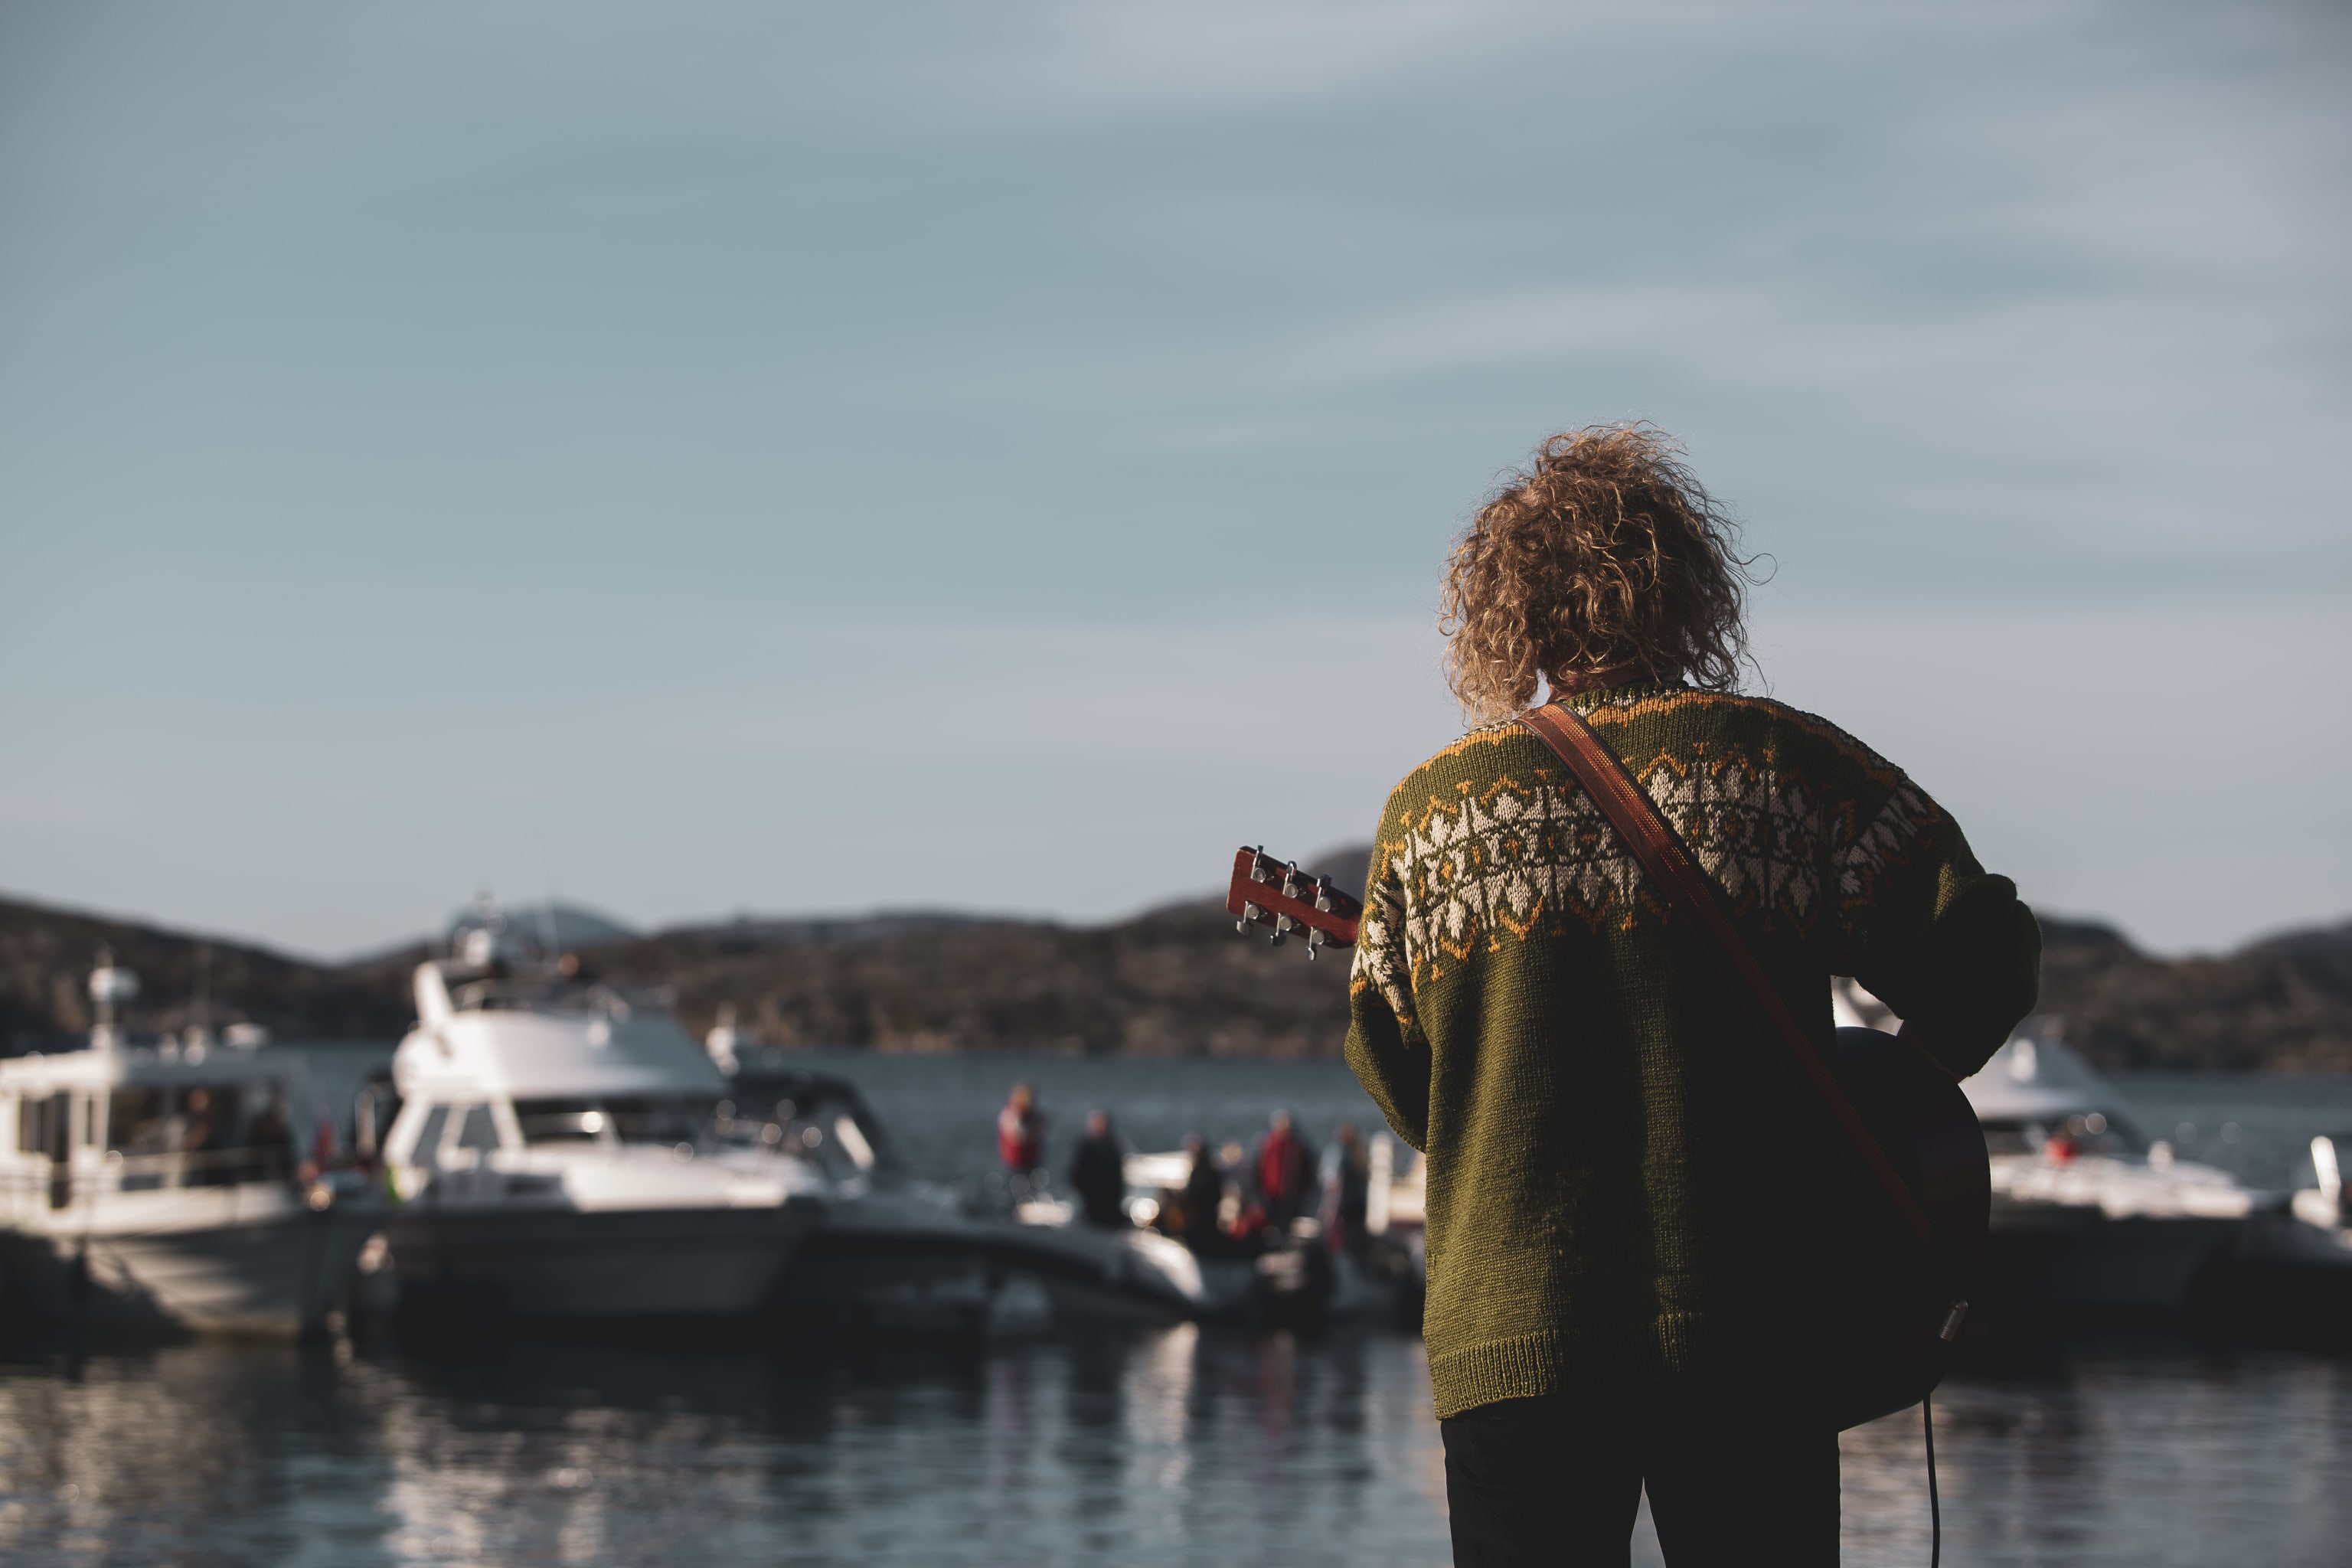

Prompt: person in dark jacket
[
  {"left": 1178, "top": 1132, "right": 1227, "bottom": 1250},
  {"left": 1069, "top": 1109, "right": 1127, "bottom": 1228},
  {"left": 1321, "top": 1121, "right": 1372, "bottom": 1252}
]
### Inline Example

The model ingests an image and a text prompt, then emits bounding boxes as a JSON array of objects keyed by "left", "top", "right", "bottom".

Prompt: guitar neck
[{"left": 1225, "top": 847, "right": 1361, "bottom": 956}]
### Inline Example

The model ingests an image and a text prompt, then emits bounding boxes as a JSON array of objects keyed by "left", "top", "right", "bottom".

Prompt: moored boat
[
  {"left": 991, "top": 1144, "right": 1421, "bottom": 1328},
  {"left": 0, "top": 956, "right": 381, "bottom": 1337},
  {"left": 1959, "top": 1019, "right": 2259, "bottom": 1315},
  {"left": 379, "top": 936, "right": 815, "bottom": 1324}
]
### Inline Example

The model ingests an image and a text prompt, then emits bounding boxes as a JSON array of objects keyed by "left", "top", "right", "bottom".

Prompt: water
[{"left": 3, "top": 1053, "right": 2348, "bottom": 1566}]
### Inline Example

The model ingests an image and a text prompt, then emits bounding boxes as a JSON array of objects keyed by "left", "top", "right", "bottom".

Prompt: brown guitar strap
[{"left": 1516, "top": 702, "right": 1939, "bottom": 1253}]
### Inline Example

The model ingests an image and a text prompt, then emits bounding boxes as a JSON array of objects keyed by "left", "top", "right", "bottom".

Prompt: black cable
[{"left": 1924, "top": 1393, "right": 1942, "bottom": 1568}]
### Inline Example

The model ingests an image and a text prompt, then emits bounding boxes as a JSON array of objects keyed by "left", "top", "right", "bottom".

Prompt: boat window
[
  {"left": 106, "top": 1087, "right": 172, "bottom": 1178},
  {"left": 409, "top": 1105, "right": 451, "bottom": 1165},
  {"left": 514, "top": 1099, "right": 606, "bottom": 1145},
  {"left": 93, "top": 1084, "right": 295, "bottom": 1187},
  {"left": 603, "top": 1097, "right": 717, "bottom": 1146},
  {"left": 508, "top": 1097, "right": 718, "bottom": 1147},
  {"left": 454, "top": 1105, "right": 501, "bottom": 1154},
  {"left": 19, "top": 1093, "right": 73, "bottom": 1159}
]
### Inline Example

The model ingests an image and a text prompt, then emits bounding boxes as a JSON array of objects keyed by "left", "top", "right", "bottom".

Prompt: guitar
[
  {"left": 1818, "top": 1025, "right": 1991, "bottom": 1427},
  {"left": 1223, "top": 847, "right": 1361, "bottom": 959}
]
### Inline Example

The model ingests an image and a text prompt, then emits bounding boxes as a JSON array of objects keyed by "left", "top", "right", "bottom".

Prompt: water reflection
[
  {"left": 2, "top": 1329, "right": 2347, "bottom": 1566},
  {"left": 339, "top": 1325, "right": 1451, "bottom": 1568}
]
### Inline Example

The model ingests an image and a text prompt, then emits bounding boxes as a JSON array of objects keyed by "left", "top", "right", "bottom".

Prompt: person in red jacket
[
  {"left": 1253, "top": 1109, "right": 1317, "bottom": 1229},
  {"left": 996, "top": 1082, "right": 1047, "bottom": 1198}
]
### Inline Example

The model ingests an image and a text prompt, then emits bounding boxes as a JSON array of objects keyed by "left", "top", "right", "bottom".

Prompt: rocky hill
[
  {"left": 0, "top": 897, "right": 420, "bottom": 1043},
  {"left": 5, "top": 863, "right": 2349, "bottom": 1071},
  {"left": 2034, "top": 913, "right": 2352, "bottom": 1073}
]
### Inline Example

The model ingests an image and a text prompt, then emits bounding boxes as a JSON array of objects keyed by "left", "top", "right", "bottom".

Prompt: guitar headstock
[{"left": 1226, "top": 847, "right": 1362, "bottom": 959}]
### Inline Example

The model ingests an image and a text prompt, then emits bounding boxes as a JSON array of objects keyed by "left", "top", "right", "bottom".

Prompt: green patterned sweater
[{"left": 1344, "top": 680, "right": 2040, "bottom": 1419}]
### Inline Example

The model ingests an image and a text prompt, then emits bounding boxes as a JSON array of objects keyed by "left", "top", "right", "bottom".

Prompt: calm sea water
[{"left": 2, "top": 1052, "right": 2347, "bottom": 1567}]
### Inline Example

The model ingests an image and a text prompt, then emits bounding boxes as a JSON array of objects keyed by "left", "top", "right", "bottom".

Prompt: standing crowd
[{"left": 995, "top": 1082, "right": 1376, "bottom": 1256}]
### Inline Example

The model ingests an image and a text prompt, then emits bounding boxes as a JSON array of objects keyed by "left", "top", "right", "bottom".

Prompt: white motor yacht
[
  {"left": 1959, "top": 1021, "right": 2259, "bottom": 1313},
  {"left": 0, "top": 956, "right": 381, "bottom": 1336},
  {"left": 381, "top": 942, "right": 814, "bottom": 1321}
]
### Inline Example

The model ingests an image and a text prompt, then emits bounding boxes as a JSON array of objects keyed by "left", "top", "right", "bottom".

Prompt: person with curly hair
[{"left": 1344, "top": 425, "right": 2041, "bottom": 1566}]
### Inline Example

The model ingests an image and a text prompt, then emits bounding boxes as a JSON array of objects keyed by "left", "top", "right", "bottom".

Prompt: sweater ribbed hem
[{"left": 1427, "top": 1313, "right": 1711, "bottom": 1420}]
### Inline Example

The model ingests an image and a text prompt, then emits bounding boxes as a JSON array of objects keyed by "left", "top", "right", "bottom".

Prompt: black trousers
[{"left": 1440, "top": 1385, "right": 1840, "bottom": 1567}]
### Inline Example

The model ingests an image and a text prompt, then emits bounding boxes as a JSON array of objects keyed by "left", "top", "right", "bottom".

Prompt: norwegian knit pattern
[{"left": 1344, "top": 680, "right": 2040, "bottom": 1419}]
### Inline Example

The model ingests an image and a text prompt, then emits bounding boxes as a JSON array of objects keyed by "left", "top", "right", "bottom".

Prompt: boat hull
[
  {"left": 753, "top": 1183, "right": 1003, "bottom": 1331},
  {"left": 2192, "top": 1210, "right": 2352, "bottom": 1344},
  {"left": 0, "top": 1202, "right": 380, "bottom": 1337},
  {"left": 386, "top": 1201, "right": 811, "bottom": 1319},
  {"left": 1982, "top": 1202, "right": 2243, "bottom": 1315},
  {"left": 982, "top": 1220, "right": 1413, "bottom": 1328},
  {"left": 773, "top": 1227, "right": 998, "bottom": 1331}
]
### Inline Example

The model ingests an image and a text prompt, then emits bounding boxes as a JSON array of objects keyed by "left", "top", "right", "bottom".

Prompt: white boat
[
  {"left": 0, "top": 956, "right": 381, "bottom": 1336},
  {"left": 380, "top": 942, "right": 815, "bottom": 1321},
  {"left": 1959, "top": 1021, "right": 2259, "bottom": 1313},
  {"left": 991, "top": 1146, "right": 1419, "bottom": 1326}
]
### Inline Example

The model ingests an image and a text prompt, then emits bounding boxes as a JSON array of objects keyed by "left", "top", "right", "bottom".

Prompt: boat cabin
[
  {"left": 0, "top": 1043, "right": 310, "bottom": 1220},
  {"left": 385, "top": 961, "right": 741, "bottom": 1183}
]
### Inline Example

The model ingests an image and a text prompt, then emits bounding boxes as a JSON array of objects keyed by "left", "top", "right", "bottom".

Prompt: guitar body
[{"left": 1818, "top": 1025, "right": 1991, "bottom": 1429}]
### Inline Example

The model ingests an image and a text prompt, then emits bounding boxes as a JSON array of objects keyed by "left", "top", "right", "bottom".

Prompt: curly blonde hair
[{"left": 1441, "top": 425, "right": 1756, "bottom": 722}]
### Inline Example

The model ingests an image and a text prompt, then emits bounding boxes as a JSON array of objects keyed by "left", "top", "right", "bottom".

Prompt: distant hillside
[
  {"left": 2034, "top": 913, "right": 2352, "bottom": 1072},
  {"left": 0, "top": 898, "right": 417, "bottom": 1044},
  {"left": 5, "top": 867, "right": 2349, "bottom": 1070}
]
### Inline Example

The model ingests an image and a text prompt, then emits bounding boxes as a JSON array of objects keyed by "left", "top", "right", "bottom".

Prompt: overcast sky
[{"left": 2, "top": 0, "right": 2347, "bottom": 959}]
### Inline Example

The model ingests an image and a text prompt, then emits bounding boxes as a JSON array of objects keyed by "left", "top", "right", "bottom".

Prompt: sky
[{"left": 2, "top": 0, "right": 2347, "bottom": 959}]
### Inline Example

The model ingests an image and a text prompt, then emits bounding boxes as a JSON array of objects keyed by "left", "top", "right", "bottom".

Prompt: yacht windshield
[
  {"left": 448, "top": 975, "right": 671, "bottom": 1017},
  {"left": 513, "top": 1096, "right": 719, "bottom": 1148},
  {"left": 1981, "top": 1109, "right": 2149, "bottom": 1159},
  {"left": 724, "top": 1080, "right": 893, "bottom": 1181}
]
